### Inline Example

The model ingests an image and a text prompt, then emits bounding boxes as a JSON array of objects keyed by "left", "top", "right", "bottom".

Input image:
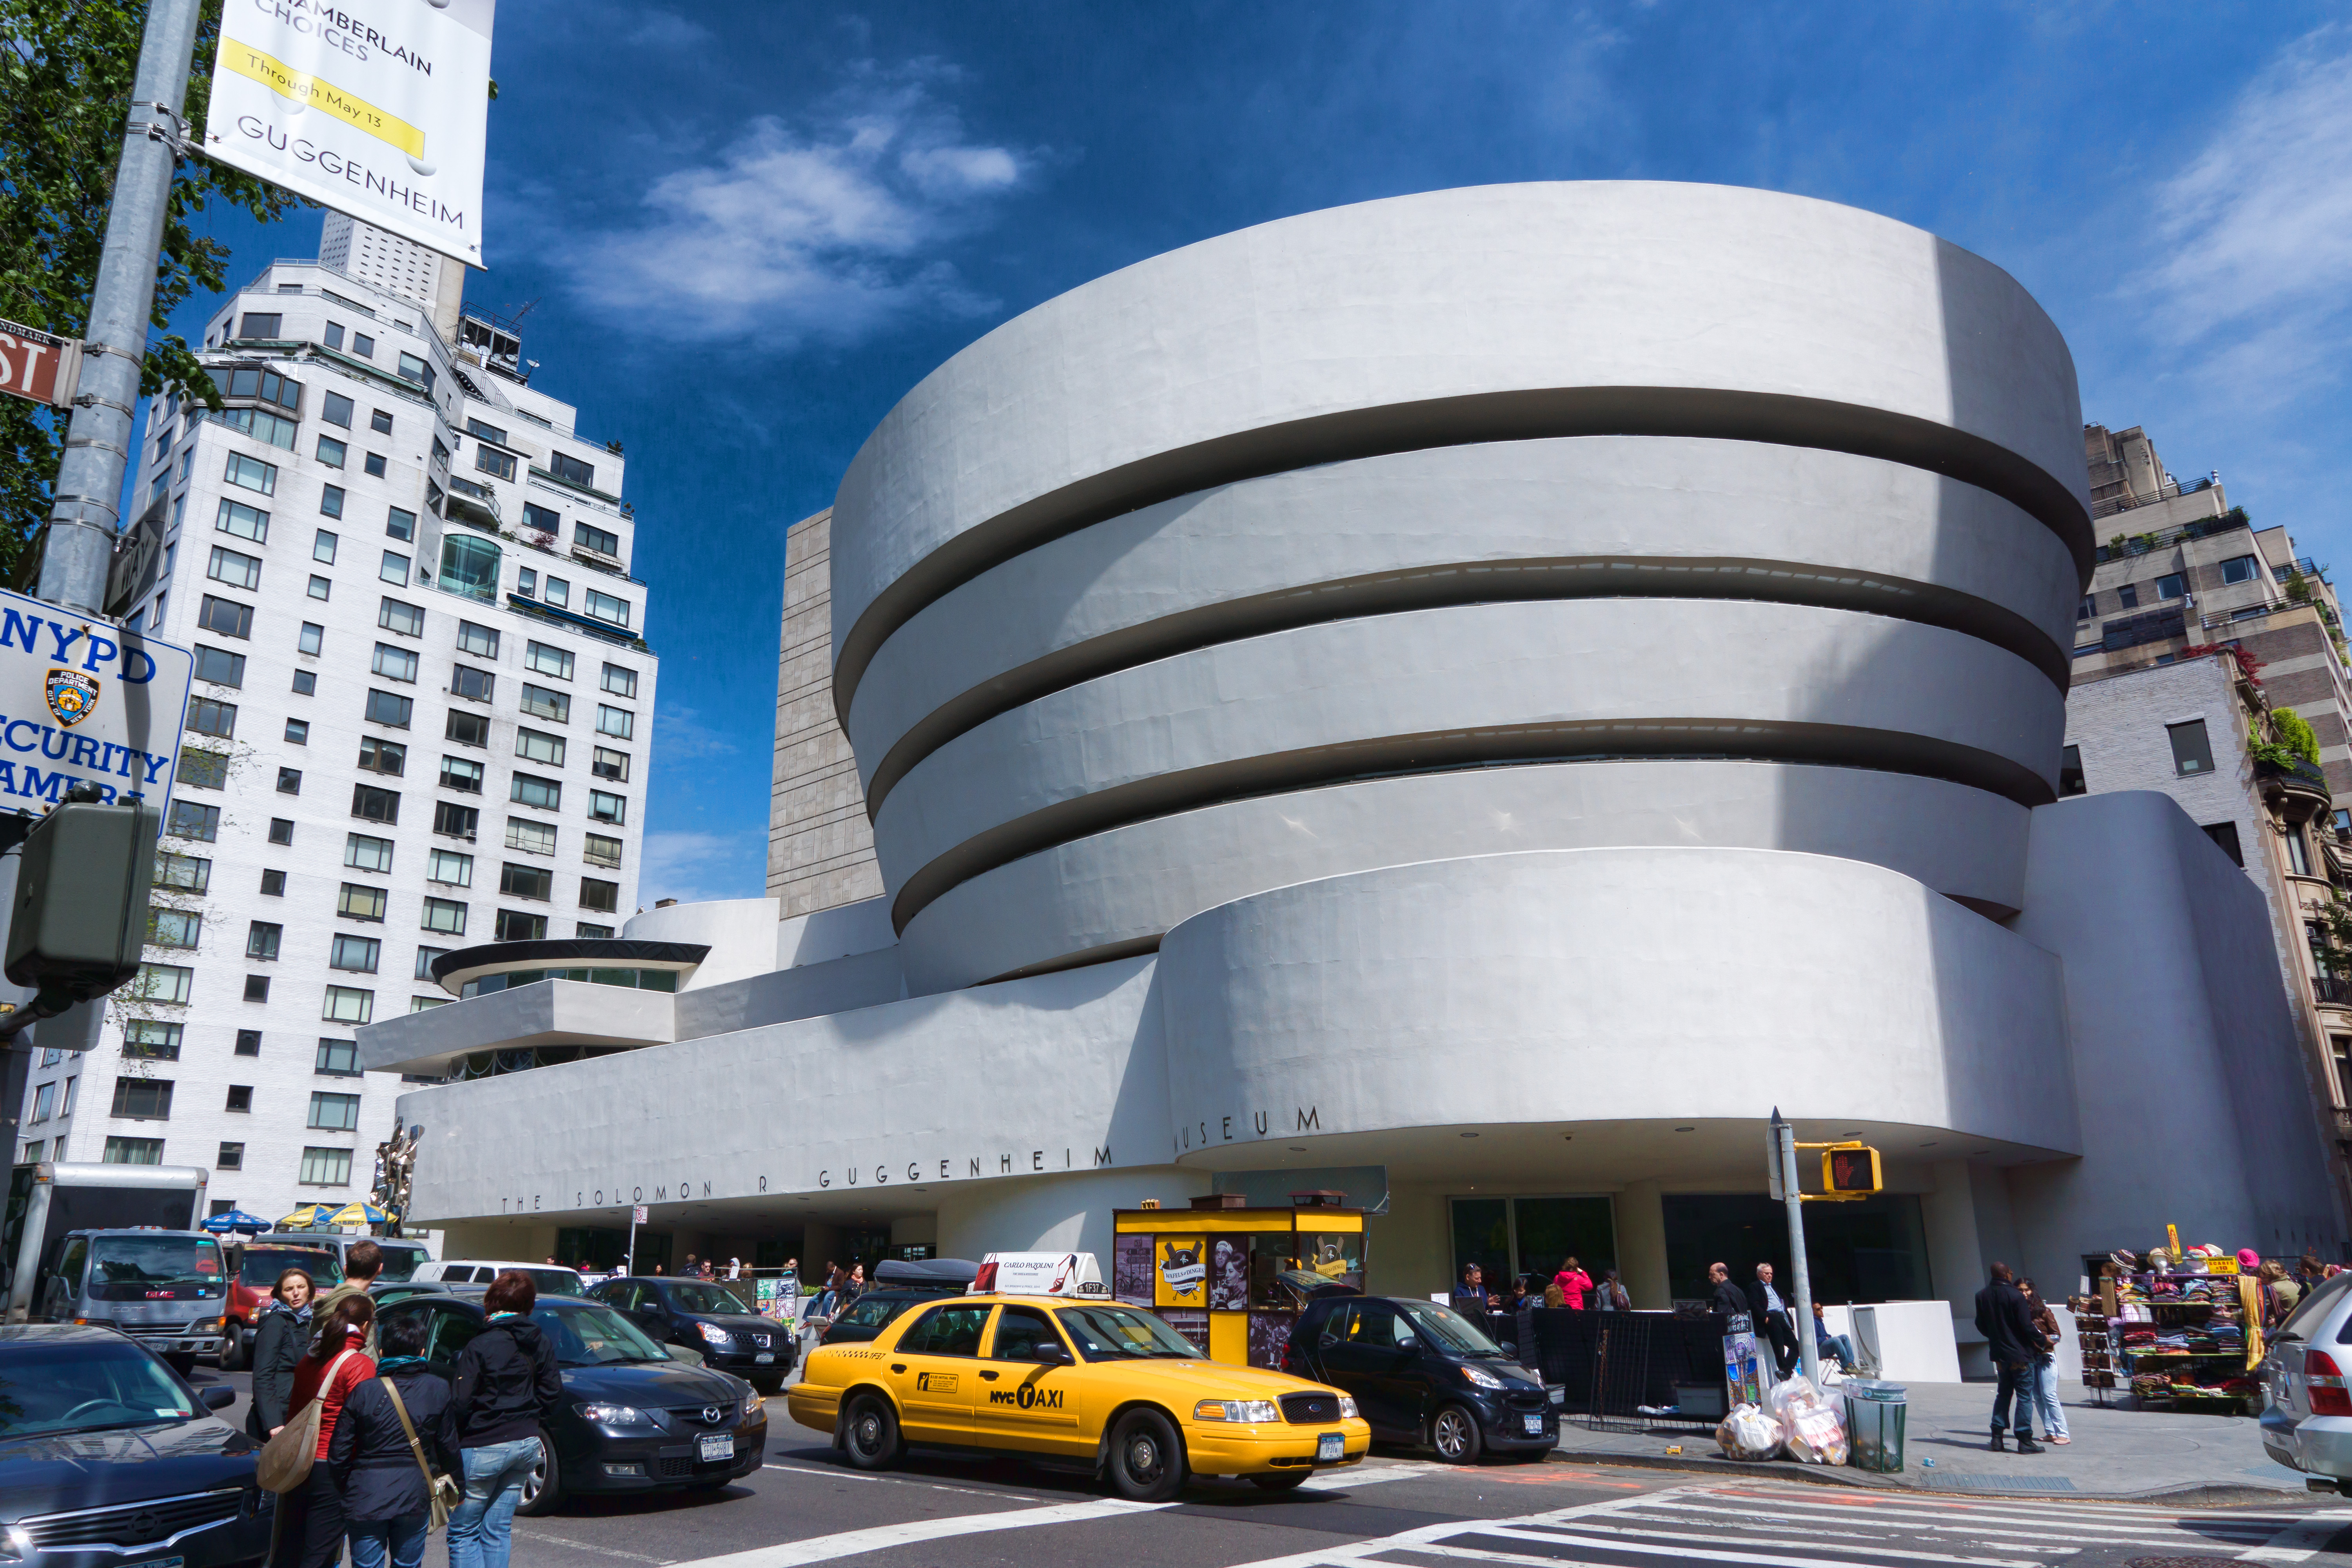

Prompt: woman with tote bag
[
  {"left": 329, "top": 1311, "right": 458, "bottom": 1568},
  {"left": 263, "top": 1294, "right": 377, "bottom": 1568},
  {"left": 246, "top": 1269, "right": 316, "bottom": 1441}
]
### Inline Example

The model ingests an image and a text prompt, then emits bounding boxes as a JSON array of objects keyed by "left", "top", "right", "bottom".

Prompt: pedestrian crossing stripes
[{"left": 1223, "top": 1481, "right": 2341, "bottom": 1568}]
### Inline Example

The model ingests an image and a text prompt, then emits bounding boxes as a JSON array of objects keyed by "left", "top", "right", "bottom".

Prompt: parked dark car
[
  {"left": 0, "top": 1324, "right": 269, "bottom": 1568},
  {"left": 1283, "top": 1295, "right": 1556, "bottom": 1462},
  {"left": 816, "top": 1285, "right": 965, "bottom": 1347},
  {"left": 586, "top": 1276, "right": 796, "bottom": 1394},
  {"left": 374, "top": 1292, "right": 764, "bottom": 1515}
]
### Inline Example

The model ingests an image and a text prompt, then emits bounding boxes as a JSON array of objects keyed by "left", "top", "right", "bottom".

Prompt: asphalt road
[{"left": 188, "top": 1363, "right": 2350, "bottom": 1568}]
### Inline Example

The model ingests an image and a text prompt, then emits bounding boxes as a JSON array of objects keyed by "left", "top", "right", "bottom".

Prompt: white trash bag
[
  {"left": 1715, "top": 1401, "right": 1783, "bottom": 1461},
  {"left": 1766, "top": 1374, "right": 1849, "bottom": 1466}
]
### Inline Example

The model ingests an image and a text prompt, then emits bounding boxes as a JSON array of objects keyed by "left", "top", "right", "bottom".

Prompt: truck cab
[{"left": 37, "top": 1227, "right": 228, "bottom": 1371}]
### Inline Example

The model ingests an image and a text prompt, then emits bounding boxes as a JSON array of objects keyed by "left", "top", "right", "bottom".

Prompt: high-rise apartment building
[
  {"left": 768, "top": 509, "right": 880, "bottom": 915},
  {"left": 10, "top": 224, "right": 659, "bottom": 1235}
]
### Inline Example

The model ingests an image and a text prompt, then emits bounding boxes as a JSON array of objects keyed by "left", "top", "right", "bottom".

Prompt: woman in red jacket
[{"left": 270, "top": 1294, "right": 377, "bottom": 1568}]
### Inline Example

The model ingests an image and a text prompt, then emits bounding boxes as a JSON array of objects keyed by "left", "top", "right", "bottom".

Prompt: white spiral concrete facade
[{"left": 832, "top": 181, "right": 2090, "bottom": 985}]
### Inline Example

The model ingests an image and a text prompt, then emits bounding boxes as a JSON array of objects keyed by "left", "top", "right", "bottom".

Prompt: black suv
[
  {"left": 588, "top": 1277, "right": 795, "bottom": 1393},
  {"left": 1284, "top": 1295, "right": 1556, "bottom": 1462}
]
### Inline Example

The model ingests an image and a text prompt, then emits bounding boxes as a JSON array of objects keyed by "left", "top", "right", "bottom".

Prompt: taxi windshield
[{"left": 1055, "top": 1305, "right": 1203, "bottom": 1361}]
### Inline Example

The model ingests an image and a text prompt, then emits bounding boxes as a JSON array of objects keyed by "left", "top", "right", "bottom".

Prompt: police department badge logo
[{"left": 45, "top": 668, "right": 98, "bottom": 727}]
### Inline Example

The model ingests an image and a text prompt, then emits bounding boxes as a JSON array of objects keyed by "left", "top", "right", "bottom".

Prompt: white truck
[{"left": 2, "top": 1160, "right": 211, "bottom": 1322}]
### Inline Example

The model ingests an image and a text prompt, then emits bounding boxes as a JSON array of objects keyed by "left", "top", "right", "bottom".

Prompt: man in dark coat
[
  {"left": 1707, "top": 1262, "right": 1750, "bottom": 1324},
  {"left": 1974, "top": 1261, "right": 2045, "bottom": 1452},
  {"left": 1750, "top": 1263, "right": 1800, "bottom": 1382}
]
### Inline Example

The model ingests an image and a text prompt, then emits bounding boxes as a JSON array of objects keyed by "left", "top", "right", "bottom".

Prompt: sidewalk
[{"left": 1547, "top": 1380, "right": 2316, "bottom": 1505}]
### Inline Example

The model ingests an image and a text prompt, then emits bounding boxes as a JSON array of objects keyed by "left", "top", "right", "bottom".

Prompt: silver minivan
[
  {"left": 34, "top": 1228, "right": 228, "bottom": 1371},
  {"left": 2259, "top": 1270, "right": 2352, "bottom": 1492}
]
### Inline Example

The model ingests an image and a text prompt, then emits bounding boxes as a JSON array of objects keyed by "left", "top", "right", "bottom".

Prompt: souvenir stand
[
  {"left": 1112, "top": 1192, "right": 1366, "bottom": 1369},
  {"left": 2085, "top": 1236, "right": 2263, "bottom": 1414}
]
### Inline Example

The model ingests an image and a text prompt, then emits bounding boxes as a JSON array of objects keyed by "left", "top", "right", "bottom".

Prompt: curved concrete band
[
  {"left": 1154, "top": 847, "right": 2081, "bottom": 1159},
  {"left": 831, "top": 181, "right": 2089, "bottom": 710},
  {"left": 846, "top": 435, "right": 2083, "bottom": 806},
  {"left": 895, "top": 760, "right": 2033, "bottom": 994},
  {"left": 874, "top": 597, "right": 2065, "bottom": 928}
]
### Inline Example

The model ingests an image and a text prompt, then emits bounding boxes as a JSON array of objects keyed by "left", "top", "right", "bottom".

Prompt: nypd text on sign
[{"left": 0, "top": 587, "right": 193, "bottom": 815}]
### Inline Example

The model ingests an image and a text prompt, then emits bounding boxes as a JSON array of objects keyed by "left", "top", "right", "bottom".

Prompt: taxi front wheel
[
  {"left": 842, "top": 1393, "right": 904, "bottom": 1471},
  {"left": 1107, "top": 1408, "right": 1189, "bottom": 1502}
]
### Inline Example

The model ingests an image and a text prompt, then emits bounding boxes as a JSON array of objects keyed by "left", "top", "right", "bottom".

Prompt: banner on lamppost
[{"left": 204, "top": 0, "right": 496, "bottom": 261}]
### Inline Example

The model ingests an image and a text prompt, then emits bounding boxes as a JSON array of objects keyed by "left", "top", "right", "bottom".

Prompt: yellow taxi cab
[{"left": 786, "top": 1291, "right": 1372, "bottom": 1499}]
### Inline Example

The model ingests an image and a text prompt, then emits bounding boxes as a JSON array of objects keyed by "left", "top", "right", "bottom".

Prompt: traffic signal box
[
  {"left": 5, "top": 800, "right": 160, "bottom": 1019},
  {"left": 1822, "top": 1145, "right": 1883, "bottom": 1199}
]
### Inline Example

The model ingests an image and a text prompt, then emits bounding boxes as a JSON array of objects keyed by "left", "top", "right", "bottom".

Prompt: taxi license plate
[
  {"left": 755, "top": 1352, "right": 775, "bottom": 1363},
  {"left": 1522, "top": 1414, "right": 1544, "bottom": 1436},
  {"left": 1316, "top": 1432, "right": 1344, "bottom": 1462},
  {"left": 699, "top": 1434, "right": 735, "bottom": 1463}
]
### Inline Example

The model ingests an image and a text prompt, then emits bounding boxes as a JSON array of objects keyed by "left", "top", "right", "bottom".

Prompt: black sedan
[
  {"left": 586, "top": 1276, "right": 796, "bottom": 1392},
  {"left": 375, "top": 1293, "right": 765, "bottom": 1515},
  {"left": 814, "top": 1285, "right": 963, "bottom": 1346},
  {"left": 1, "top": 1324, "right": 269, "bottom": 1568},
  {"left": 1283, "top": 1295, "right": 1556, "bottom": 1462}
]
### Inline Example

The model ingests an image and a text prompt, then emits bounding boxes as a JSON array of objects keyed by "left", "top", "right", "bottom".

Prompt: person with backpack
[
  {"left": 329, "top": 1311, "right": 456, "bottom": 1568},
  {"left": 247, "top": 1268, "right": 316, "bottom": 1441},
  {"left": 269, "top": 1294, "right": 377, "bottom": 1567},
  {"left": 443, "top": 1271, "right": 562, "bottom": 1568}
]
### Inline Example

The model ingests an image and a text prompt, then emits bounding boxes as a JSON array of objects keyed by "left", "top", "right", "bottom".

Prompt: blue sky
[{"left": 168, "top": 2, "right": 2352, "bottom": 903}]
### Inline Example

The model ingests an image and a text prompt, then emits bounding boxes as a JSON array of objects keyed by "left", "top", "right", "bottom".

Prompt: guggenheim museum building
[{"left": 365, "top": 182, "right": 2344, "bottom": 1331}]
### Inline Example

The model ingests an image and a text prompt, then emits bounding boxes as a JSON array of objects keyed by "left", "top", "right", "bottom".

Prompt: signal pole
[{"left": 1770, "top": 1108, "right": 1820, "bottom": 1386}]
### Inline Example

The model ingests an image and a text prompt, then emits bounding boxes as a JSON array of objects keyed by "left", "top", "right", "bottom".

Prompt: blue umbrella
[{"left": 202, "top": 1209, "right": 272, "bottom": 1234}]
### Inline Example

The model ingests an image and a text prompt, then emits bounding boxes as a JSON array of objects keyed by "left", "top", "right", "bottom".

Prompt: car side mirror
[
  {"left": 201, "top": 1385, "right": 237, "bottom": 1411},
  {"left": 1030, "top": 1342, "right": 1071, "bottom": 1366},
  {"left": 1498, "top": 1340, "right": 1517, "bottom": 1356},
  {"left": 1395, "top": 1334, "right": 1417, "bottom": 1352}
]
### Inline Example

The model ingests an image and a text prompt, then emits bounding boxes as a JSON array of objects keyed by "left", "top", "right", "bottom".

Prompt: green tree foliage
[
  {"left": 2276, "top": 706, "right": 2323, "bottom": 765},
  {"left": 0, "top": 0, "right": 301, "bottom": 575}
]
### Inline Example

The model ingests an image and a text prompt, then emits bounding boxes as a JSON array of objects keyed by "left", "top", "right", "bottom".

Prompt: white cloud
[
  {"left": 625, "top": 11, "right": 711, "bottom": 49},
  {"left": 2127, "top": 24, "right": 2352, "bottom": 407},
  {"left": 641, "top": 829, "right": 763, "bottom": 906},
  {"left": 566, "top": 64, "right": 1028, "bottom": 344},
  {"left": 655, "top": 705, "right": 740, "bottom": 762}
]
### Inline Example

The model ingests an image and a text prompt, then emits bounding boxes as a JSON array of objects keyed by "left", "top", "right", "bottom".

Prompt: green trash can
[{"left": 1843, "top": 1379, "right": 1907, "bottom": 1473}]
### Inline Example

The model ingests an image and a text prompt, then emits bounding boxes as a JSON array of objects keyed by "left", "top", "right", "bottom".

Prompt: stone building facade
[{"left": 768, "top": 509, "right": 882, "bottom": 915}]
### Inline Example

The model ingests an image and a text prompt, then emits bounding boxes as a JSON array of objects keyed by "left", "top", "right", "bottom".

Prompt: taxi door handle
[
  {"left": 979, "top": 1370, "right": 999, "bottom": 1381},
  {"left": 891, "top": 1363, "right": 906, "bottom": 1374}
]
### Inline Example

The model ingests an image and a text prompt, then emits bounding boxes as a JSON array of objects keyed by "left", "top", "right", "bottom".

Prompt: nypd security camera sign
[{"left": 0, "top": 587, "right": 194, "bottom": 815}]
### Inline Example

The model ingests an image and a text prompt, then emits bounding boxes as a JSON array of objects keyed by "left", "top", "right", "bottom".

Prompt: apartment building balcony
[
  {"left": 2259, "top": 756, "right": 2333, "bottom": 823},
  {"left": 2314, "top": 976, "right": 2352, "bottom": 1011}
]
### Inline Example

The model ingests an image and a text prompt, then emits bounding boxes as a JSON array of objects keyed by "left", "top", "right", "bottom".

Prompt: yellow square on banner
[
  {"left": 1155, "top": 1236, "right": 1207, "bottom": 1307},
  {"left": 220, "top": 37, "right": 427, "bottom": 159}
]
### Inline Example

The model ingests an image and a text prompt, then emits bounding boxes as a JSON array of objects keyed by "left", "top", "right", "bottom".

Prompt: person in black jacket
[
  {"left": 329, "top": 1311, "right": 453, "bottom": 1568},
  {"left": 443, "top": 1272, "right": 563, "bottom": 1568},
  {"left": 1973, "top": 1262, "right": 2045, "bottom": 1453},
  {"left": 245, "top": 1267, "right": 316, "bottom": 1441},
  {"left": 1706, "top": 1261, "right": 1750, "bottom": 1324}
]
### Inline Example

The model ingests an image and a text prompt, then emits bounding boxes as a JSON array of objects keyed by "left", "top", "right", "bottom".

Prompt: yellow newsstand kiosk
[{"left": 1113, "top": 1192, "right": 1367, "bottom": 1370}]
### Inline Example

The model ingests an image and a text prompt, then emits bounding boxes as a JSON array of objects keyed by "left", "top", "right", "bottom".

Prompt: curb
[{"left": 1544, "top": 1447, "right": 2306, "bottom": 1507}]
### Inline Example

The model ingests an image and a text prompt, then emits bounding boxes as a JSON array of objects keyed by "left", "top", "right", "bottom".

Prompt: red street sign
[{"left": 0, "top": 320, "right": 83, "bottom": 408}]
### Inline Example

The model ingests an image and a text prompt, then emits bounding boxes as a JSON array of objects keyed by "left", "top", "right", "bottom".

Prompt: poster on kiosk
[{"left": 976, "top": 1252, "right": 1106, "bottom": 1296}]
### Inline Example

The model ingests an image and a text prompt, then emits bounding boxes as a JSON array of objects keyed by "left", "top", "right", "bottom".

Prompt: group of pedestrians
[
  {"left": 246, "top": 1246, "right": 564, "bottom": 1568},
  {"left": 1450, "top": 1257, "right": 1636, "bottom": 1318},
  {"left": 1974, "top": 1261, "right": 2071, "bottom": 1454}
]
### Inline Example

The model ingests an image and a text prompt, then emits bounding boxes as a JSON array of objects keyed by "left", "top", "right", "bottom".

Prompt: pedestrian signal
[{"left": 1822, "top": 1146, "right": 1882, "bottom": 1197}]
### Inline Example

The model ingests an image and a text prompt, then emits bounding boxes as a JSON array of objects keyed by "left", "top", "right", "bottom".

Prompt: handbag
[
  {"left": 256, "top": 1348, "right": 356, "bottom": 1494},
  {"left": 380, "top": 1376, "right": 462, "bottom": 1530}
]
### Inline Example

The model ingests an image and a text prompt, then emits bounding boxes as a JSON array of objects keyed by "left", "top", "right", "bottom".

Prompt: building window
[
  {"left": 156, "top": 852, "right": 210, "bottom": 893},
  {"left": 583, "top": 588, "right": 628, "bottom": 626},
  {"left": 275, "top": 766, "right": 301, "bottom": 794},
  {"left": 134, "top": 962, "right": 194, "bottom": 1003},
  {"left": 544, "top": 576, "right": 569, "bottom": 608},
  {"left": 439, "top": 755, "right": 485, "bottom": 792},
  {"left": 371, "top": 642, "right": 419, "bottom": 683},
  {"left": 515, "top": 728, "right": 565, "bottom": 767},
  {"left": 123, "top": 1020, "right": 183, "bottom": 1059},
  {"left": 226, "top": 1084, "right": 253, "bottom": 1112},
  {"left": 320, "top": 488, "right": 345, "bottom": 522},
  {"left": 495, "top": 909, "right": 548, "bottom": 943},
  {"left": 224, "top": 452, "right": 277, "bottom": 495},
  {"left": 575, "top": 521, "right": 621, "bottom": 558},
  {"left": 421, "top": 897, "right": 469, "bottom": 935},
  {"left": 505, "top": 818, "right": 556, "bottom": 856},
  {"left": 267, "top": 817, "right": 295, "bottom": 845},
  {"left": 2288, "top": 827, "right": 2315, "bottom": 878},
  {"left": 243, "top": 974, "right": 270, "bottom": 1002},
  {"left": 411, "top": 996, "right": 448, "bottom": 1013},
  {"left": 364, "top": 690, "right": 413, "bottom": 728},
  {"left": 500, "top": 862, "right": 552, "bottom": 900},
  {"left": 446, "top": 711, "right": 488, "bottom": 748},
  {"left": 372, "top": 408, "right": 393, "bottom": 434},
  {"left": 207, "top": 545, "right": 261, "bottom": 590},
  {"left": 511, "top": 774, "right": 561, "bottom": 811},
  {"left": 2201, "top": 822, "right": 2244, "bottom": 866},
  {"left": 285, "top": 719, "right": 310, "bottom": 745},
  {"left": 351, "top": 783, "right": 401, "bottom": 824},
  {"left": 307, "top": 576, "right": 331, "bottom": 602},
  {"left": 588, "top": 791, "right": 626, "bottom": 825},
  {"left": 316, "top": 1037, "right": 360, "bottom": 1075},
  {"left": 193, "top": 644, "right": 245, "bottom": 687},
  {"left": 2221, "top": 554, "right": 2260, "bottom": 585},
  {"left": 246, "top": 920, "right": 282, "bottom": 960},
  {"left": 329, "top": 935, "right": 381, "bottom": 974},
  {"left": 474, "top": 444, "right": 517, "bottom": 481},
  {"left": 218, "top": 1142, "right": 244, "bottom": 1169},
  {"left": 238, "top": 312, "right": 282, "bottom": 340},
  {"left": 29, "top": 1082, "right": 55, "bottom": 1123},
  {"left": 2335, "top": 1038, "right": 2352, "bottom": 1104},
  {"left": 358, "top": 737, "right": 406, "bottom": 777},
  {"left": 381, "top": 550, "right": 410, "bottom": 585},
  {"left": 317, "top": 435, "right": 347, "bottom": 469},
  {"left": 583, "top": 833, "right": 622, "bottom": 869},
  {"left": 321, "top": 986, "right": 374, "bottom": 1024},
  {"left": 520, "top": 684, "right": 570, "bottom": 724},
  {"left": 415, "top": 947, "right": 449, "bottom": 980},
  {"left": 221, "top": 406, "right": 297, "bottom": 448},
  {"left": 551, "top": 452, "right": 595, "bottom": 489},
  {"left": 177, "top": 749, "right": 230, "bottom": 789},
  {"left": 516, "top": 567, "right": 536, "bottom": 599},
  {"left": 309, "top": 1091, "right": 362, "bottom": 1130},
  {"left": 439, "top": 535, "right": 502, "bottom": 602},
  {"left": 379, "top": 501, "right": 416, "bottom": 544},
  {"left": 338, "top": 882, "right": 388, "bottom": 922},
  {"left": 395, "top": 350, "right": 430, "bottom": 387},
  {"left": 312, "top": 525, "right": 340, "bottom": 563},
  {"left": 428, "top": 849, "right": 474, "bottom": 886},
  {"left": 2118, "top": 582, "right": 2140, "bottom": 610},
  {"left": 146, "top": 908, "right": 200, "bottom": 949},
  {"left": 259, "top": 869, "right": 285, "bottom": 896},
  {"left": 216, "top": 496, "right": 269, "bottom": 544},
  {"left": 378, "top": 598, "right": 425, "bottom": 639},
  {"left": 457, "top": 620, "right": 499, "bottom": 657},
  {"left": 235, "top": 1030, "right": 261, "bottom": 1056},
  {"left": 2168, "top": 719, "right": 2214, "bottom": 776},
  {"left": 186, "top": 697, "right": 237, "bottom": 739},
  {"left": 169, "top": 799, "right": 220, "bottom": 840},
  {"left": 111, "top": 1077, "right": 173, "bottom": 1120},
  {"left": 526, "top": 641, "right": 573, "bottom": 680},
  {"left": 434, "top": 801, "right": 479, "bottom": 841},
  {"left": 591, "top": 748, "right": 630, "bottom": 782},
  {"left": 345, "top": 833, "right": 395, "bottom": 874},
  {"left": 577, "top": 923, "right": 614, "bottom": 939},
  {"left": 2156, "top": 572, "right": 2185, "bottom": 601},
  {"left": 198, "top": 594, "right": 254, "bottom": 639},
  {"left": 299, "top": 1146, "right": 353, "bottom": 1186},
  {"left": 595, "top": 704, "right": 634, "bottom": 741},
  {"left": 104, "top": 1137, "right": 165, "bottom": 1166},
  {"left": 580, "top": 877, "right": 619, "bottom": 913},
  {"left": 322, "top": 389, "right": 352, "bottom": 426},
  {"left": 451, "top": 665, "right": 494, "bottom": 703}
]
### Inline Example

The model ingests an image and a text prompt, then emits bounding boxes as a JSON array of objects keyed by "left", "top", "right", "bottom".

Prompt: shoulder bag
[
  {"left": 381, "top": 1377, "right": 462, "bottom": 1530},
  {"left": 256, "top": 1348, "right": 356, "bottom": 1494}
]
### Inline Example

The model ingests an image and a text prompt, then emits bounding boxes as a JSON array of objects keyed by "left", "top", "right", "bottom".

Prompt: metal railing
[
  {"left": 2315, "top": 977, "right": 2352, "bottom": 1009},
  {"left": 2093, "top": 509, "right": 2249, "bottom": 562}
]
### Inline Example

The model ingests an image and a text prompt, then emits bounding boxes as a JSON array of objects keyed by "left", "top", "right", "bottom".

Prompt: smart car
[
  {"left": 787, "top": 1293, "right": 1369, "bottom": 1500},
  {"left": 1283, "top": 1294, "right": 1556, "bottom": 1462}
]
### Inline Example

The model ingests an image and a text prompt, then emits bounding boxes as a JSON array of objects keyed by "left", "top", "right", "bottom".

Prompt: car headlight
[
  {"left": 1192, "top": 1398, "right": 1281, "bottom": 1423},
  {"left": 1459, "top": 1364, "right": 1506, "bottom": 1390},
  {"left": 1338, "top": 1394, "right": 1359, "bottom": 1419},
  {"left": 743, "top": 1388, "right": 764, "bottom": 1418},
  {"left": 695, "top": 1322, "right": 730, "bottom": 1345},
  {"left": 575, "top": 1402, "right": 651, "bottom": 1427},
  {"left": 1, "top": 1524, "right": 32, "bottom": 1561}
]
